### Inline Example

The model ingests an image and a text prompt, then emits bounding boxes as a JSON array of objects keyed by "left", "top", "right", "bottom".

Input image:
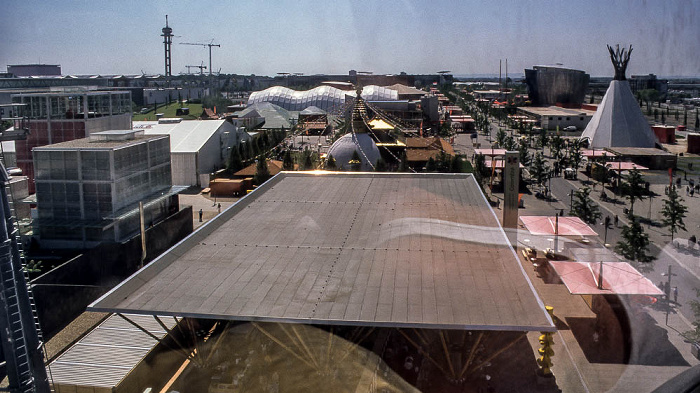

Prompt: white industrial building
[{"left": 133, "top": 119, "right": 250, "bottom": 187}]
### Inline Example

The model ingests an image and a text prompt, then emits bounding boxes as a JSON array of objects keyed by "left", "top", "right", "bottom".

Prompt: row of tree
[{"left": 226, "top": 129, "right": 288, "bottom": 174}]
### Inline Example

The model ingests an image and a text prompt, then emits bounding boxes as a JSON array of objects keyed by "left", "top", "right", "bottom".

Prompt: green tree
[
  {"left": 502, "top": 135, "right": 517, "bottom": 151},
  {"left": 567, "top": 141, "right": 583, "bottom": 179},
  {"left": 496, "top": 128, "right": 507, "bottom": 147},
  {"left": 615, "top": 216, "right": 655, "bottom": 262},
  {"left": 326, "top": 154, "right": 337, "bottom": 170},
  {"left": 375, "top": 157, "right": 388, "bottom": 172},
  {"left": 683, "top": 289, "right": 700, "bottom": 342},
  {"left": 549, "top": 135, "right": 565, "bottom": 161},
  {"left": 282, "top": 149, "right": 294, "bottom": 171},
  {"left": 253, "top": 155, "right": 271, "bottom": 185},
  {"left": 661, "top": 185, "right": 688, "bottom": 241},
  {"left": 450, "top": 155, "right": 463, "bottom": 173},
  {"left": 425, "top": 157, "right": 437, "bottom": 172},
  {"left": 591, "top": 163, "right": 610, "bottom": 187},
  {"left": 570, "top": 187, "right": 602, "bottom": 224},
  {"left": 301, "top": 149, "right": 315, "bottom": 170},
  {"left": 473, "top": 153, "right": 487, "bottom": 187},
  {"left": 538, "top": 129, "right": 549, "bottom": 151},
  {"left": 518, "top": 140, "right": 531, "bottom": 166},
  {"left": 621, "top": 168, "right": 645, "bottom": 215},
  {"left": 227, "top": 143, "right": 244, "bottom": 173},
  {"left": 529, "top": 152, "right": 550, "bottom": 187},
  {"left": 349, "top": 150, "right": 362, "bottom": 171}
]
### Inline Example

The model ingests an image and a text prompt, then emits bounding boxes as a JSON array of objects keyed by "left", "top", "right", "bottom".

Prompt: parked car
[{"left": 563, "top": 126, "right": 577, "bottom": 131}]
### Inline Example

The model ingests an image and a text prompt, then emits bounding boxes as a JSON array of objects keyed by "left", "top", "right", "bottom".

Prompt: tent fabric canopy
[
  {"left": 474, "top": 148, "right": 507, "bottom": 157},
  {"left": 520, "top": 216, "right": 598, "bottom": 236},
  {"left": 582, "top": 149, "right": 613, "bottom": 158},
  {"left": 549, "top": 261, "right": 663, "bottom": 295},
  {"left": 484, "top": 159, "right": 525, "bottom": 169},
  {"left": 604, "top": 162, "right": 648, "bottom": 171},
  {"left": 580, "top": 80, "right": 658, "bottom": 148}
]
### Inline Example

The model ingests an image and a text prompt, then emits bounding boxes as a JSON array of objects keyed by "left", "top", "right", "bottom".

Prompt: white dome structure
[
  {"left": 327, "top": 133, "right": 380, "bottom": 171},
  {"left": 247, "top": 85, "right": 398, "bottom": 112}
]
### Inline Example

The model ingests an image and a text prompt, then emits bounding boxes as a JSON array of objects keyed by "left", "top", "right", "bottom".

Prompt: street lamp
[{"left": 661, "top": 265, "right": 677, "bottom": 325}]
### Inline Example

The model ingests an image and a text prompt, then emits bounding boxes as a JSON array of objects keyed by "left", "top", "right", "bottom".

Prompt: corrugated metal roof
[
  {"left": 49, "top": 313, "right": 177, "bottom": 389},
  {"left": 134, "top": 120, "right": 230, "bottom": 153},
  {"left": 90, "top": 173, "right": 555, "bottom": 332}
]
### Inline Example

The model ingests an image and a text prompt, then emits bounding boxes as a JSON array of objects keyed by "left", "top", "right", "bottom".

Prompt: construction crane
[
  {"left": 179, "top": 40, "right": 221, "bottom": 77},
  {"left": 185, "top": 63, "right": 207, "bottom": 75}
]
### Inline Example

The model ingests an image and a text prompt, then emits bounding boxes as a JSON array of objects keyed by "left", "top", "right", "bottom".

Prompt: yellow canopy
[{"left": 368, "top": 118, "right": 395, "bottom": 130}]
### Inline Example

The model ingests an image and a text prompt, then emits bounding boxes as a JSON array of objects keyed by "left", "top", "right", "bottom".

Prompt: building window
[{"left": 558, "top": 117, "right": 562, "bottom": 121}]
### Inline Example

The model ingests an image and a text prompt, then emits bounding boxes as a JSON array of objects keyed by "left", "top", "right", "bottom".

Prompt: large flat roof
[
  {"left": 133, "top": 120, "right": 231, "bottom": 153},
  {"left": 90, "top": 172, "right": 554, "bottom": 331}
]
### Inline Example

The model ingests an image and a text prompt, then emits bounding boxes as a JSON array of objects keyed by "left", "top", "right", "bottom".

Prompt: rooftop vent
[
  {"left": 89, "top": 129, "right": 144, "bottom": 142},
  {"left": 158, "top": 117, "right": 183, "bottom": 124}
]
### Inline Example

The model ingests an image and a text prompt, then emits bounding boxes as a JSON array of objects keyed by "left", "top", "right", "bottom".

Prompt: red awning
[
  {"left": 520, "top": 216, "right": 598, "bottom": 237},
  {"left": 549, "top": 261, "right": 663, "bottom": 295},
  {"left": 605, "top": 162, "right": 649, "bottom": 171}
]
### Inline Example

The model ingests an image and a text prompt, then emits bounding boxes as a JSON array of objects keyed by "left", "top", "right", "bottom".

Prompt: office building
[
  {"left": 33, "top": 130, "right": 180, "bottom": 248},
  {"left": 12, "top": 89, "right": 133, "bottom": 193}
]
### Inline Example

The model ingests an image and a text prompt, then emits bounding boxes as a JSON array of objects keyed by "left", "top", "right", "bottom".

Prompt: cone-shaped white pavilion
[{"left": 580, "top": 45, "right": 658, "bottom": 148}]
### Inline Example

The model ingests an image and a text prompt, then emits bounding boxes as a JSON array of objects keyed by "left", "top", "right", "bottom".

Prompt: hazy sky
[{"left": 1, "top": 0, "right": 698, "bottom": 77}]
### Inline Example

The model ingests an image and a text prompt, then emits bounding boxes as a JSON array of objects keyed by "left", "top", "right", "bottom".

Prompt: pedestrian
[
  {"left": 674, "top": 286, "right": 678, "bottom": 303},
  {"left": 691, "top": 188, "right": 695, "bottom": 197},
  {"left": 217, "top": 203, "right": 221, "bottom": 213},
  {"left": 198, "top": 208, "right": 203, "bottom": 222},
  {"left": 614, "top": 215, "right": 619, "bottom": 227},
  {"left": 687, "top": 186, "right": 690, "bottom": 195}
]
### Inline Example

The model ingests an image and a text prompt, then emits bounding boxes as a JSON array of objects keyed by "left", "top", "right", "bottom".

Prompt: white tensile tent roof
[{"left": 580, "top": 80, "right": 658, "bottom": 148}]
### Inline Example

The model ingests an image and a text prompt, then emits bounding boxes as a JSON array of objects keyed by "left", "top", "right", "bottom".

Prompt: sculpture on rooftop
[{"left": 608, "top": 44, "right": 633, "bottom": 81}]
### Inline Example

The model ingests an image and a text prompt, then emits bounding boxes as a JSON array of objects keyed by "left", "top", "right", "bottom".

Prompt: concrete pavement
[{"left": 452, "top": 125, "right": 700, "bottom": 392}]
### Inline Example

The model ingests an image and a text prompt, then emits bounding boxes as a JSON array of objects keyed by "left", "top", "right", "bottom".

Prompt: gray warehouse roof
[
  {"left": 90, "top": 172, "right": 554, "bottom": 332},
  {"left": 133, "top": 119, "right": 234, "bottom": 153}
]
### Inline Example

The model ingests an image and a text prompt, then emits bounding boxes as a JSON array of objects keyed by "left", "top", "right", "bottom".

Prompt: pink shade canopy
[
  {"left": 582, "top": 149, "right": 612, "bottom": 157},
  {"left": 549, "top": 261, "right": 663, "bottom": 295},
  {"left": 484, "top": 159, "right": 525, "bottom": 169},
  {"left": 604, "top": 162, "right": 648, "bottom": 171},
  {"left": 474, "top": 148, "right": 507, "bottom": 156},
  {"left": 520, "top": 216, "right": 598, "bottom": 236}
]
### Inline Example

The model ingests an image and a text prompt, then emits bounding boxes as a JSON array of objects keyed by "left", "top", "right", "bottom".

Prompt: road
[
  {"left": 453, "top": 115, "right": 700, "bottom": 326},
  {"left": 547, "top": 175, "right": 700, "bottom": 326}
]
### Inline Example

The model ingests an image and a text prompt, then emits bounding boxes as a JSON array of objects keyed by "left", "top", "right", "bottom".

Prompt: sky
[{"left": 1, "top": 0, "right": 698, "bottom": 78}]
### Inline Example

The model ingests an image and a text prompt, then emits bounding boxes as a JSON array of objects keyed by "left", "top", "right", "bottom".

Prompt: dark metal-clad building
[{"left": 525, "top": 66, "right": 590, "bottom": 106}]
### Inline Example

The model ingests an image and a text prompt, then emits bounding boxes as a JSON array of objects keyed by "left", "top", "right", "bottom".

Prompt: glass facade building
[
  {"left": 11, "top": 89, "right": 133, "bottom": 193},
  {"left": 33, "top": 130, "right": 178, "bottom": 248}
]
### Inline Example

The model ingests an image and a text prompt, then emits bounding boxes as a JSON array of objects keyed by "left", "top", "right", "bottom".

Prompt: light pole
[
  {"left": 603, "top": 216, "right": 611, "bottom": 246},
  {"left": 662, "top": 265, "right": 677, "bottom": 325}
]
